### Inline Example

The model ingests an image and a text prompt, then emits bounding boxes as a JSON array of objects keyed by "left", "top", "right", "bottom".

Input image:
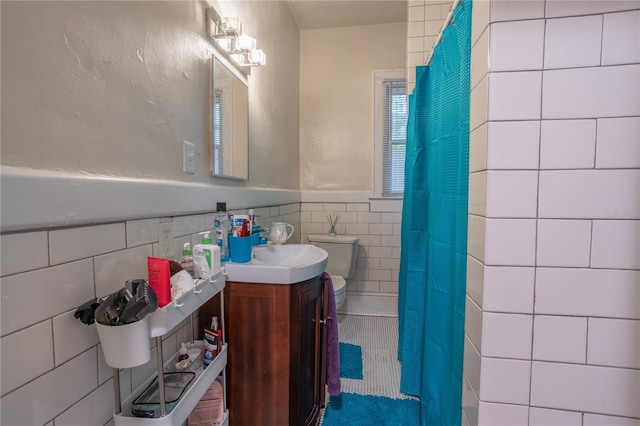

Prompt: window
[{"left": 374, "top": 70, "right": 407, "bottom": 197}]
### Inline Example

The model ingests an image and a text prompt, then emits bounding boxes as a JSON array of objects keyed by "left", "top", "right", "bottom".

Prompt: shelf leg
[
  {"left": 113, "top": 368, "right": 121, "bottom": 415},
  {"left": 156, "top": 336, "right": 167, "bottom": 417},
  {"left": 220, "top": 290, "right": 227, "bottom": 410}
]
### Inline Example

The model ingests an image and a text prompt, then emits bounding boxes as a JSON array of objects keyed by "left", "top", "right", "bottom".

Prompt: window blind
[
  {"left": 213, "top": 89, "right": 223, "bottom": 175},
  {"left": 382, "top": 79, "right": 407, "bottom": 195}
]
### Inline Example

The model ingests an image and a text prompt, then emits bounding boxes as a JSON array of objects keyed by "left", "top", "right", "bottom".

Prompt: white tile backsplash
[
  {"left": 602, "top": 10, "right": 640, "bottom": 65},
  {"left": 125, "top": 218, "right": 159, "bottom": 248},
  {"left": 489, "top": 71, "right": 543, "bottom": 121},
  {"left": 52, "top": 310, "right": 100, "bottom": 366},
  {"left": 531, "top": 361, "right": 640, "bottom": 418},
  {"left": 0, "top": 259, "right": 95, "bottom": 337},
  {"left": 0, "top": 231, "right": 49, "bottom": 277},
  {"left": 466, "top": 296, "right": 483, "bottom": 351},
  {"left": 490, "top": 20, "right": 545, "bottom": 71},
  {"left": 1, "top": 320, "right": 54, "bottom": 396},
  {"left": 542, "top": 65, "right": 640, "bottom": 119},
  {"left": 54, "top": 379, "right": 115, "bottom": 426},
  {"left": 536, "top": 219, "right": 592, "bottom": 267},
  {"left": 481, "top": 313, "right": 532, "bottom": 359},
  {"left": 471, "top": 26, "right": 490, "bottom": 89},
  {"left": 470, "top": 123, "right": 488, "bottom": 173},
  {"left": 596, "top": 117, "right": 640, "bottom": 169},
  {"left": 544, "top": 15, "right": 603, "bottom": 69},
  {"left": 591, "top": 220, "right": 640, "bottom": 270},
  {"left": 49, "top": 223, "right": 126, "bottom": 265},
  {"left": 479, "top": 357, "right": 531, "bottom": 404},
  {"left": 470, "top": 75, "right": 489, "bottom": 131},
  {"left": 532, "top": 315, "right": 587, "bottom": 363},
  {"left": 588, "top": 318, "right": 640, "bottom": 369},
  {"left": 93, "top": 244, "right": 153, "bottom": 298},
  {"left": 535, "top": 267, "right": 640, "bottom": 319},
  {"left": 540, "top": 119, "right": 597, "bottom": 169},
  {"left": 0, "top": 348, "right": 98, "bottom": 426},
  {"left": 486, "top": 121, "right": 540, "bottom": 170}
]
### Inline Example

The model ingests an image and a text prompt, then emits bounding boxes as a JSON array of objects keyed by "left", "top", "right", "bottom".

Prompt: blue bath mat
[
  {"left": 340, "top": 342, "right": 363, "bottom": 380},
  {"left": 322, "top": 392, "right": 420, "bottom": 425}
]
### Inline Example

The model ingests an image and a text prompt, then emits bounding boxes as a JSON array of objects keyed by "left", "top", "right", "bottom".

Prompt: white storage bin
[{"left": 97, "top": 317, "right": 150, "bottom": 368}]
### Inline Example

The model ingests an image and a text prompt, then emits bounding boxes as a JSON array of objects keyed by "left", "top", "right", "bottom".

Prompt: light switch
[{"left": 183, "top": 140, "right": 195, "bottom": 174}]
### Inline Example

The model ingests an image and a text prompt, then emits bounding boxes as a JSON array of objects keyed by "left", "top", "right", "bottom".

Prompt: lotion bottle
[
  {"left": 179, "top": 242, "right": 196, "bottom": 278},
  {"left": 194, "top": 232, "right": 220, "bottom": 280}
]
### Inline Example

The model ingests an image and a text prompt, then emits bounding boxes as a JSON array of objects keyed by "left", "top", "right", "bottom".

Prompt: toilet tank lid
[{"left": 307, "top": 234, "right": 359, "bottom": 244}]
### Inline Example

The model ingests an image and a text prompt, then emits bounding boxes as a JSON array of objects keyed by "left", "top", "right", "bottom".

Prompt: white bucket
[{"left": 96, "top": 317, "right": 150, "bottom": 368}]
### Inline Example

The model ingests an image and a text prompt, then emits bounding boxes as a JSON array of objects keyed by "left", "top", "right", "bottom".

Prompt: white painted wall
[
  {"left": 464, "top": 1, "right": 640, "bottom": 425},
  {"left": 0, "top": 0, "right": 299, "bottom": 205},
  {"left": 299, "top": 22, "right": 407, "bottom": 191}
]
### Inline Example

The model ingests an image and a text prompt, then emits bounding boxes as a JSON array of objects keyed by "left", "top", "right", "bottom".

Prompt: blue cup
[{"left": 229, "top": 236, "right": 252, "bottom": 263}]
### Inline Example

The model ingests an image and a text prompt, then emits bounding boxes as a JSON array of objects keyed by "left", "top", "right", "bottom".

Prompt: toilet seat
[{"left": 331, "top": 275, "right": 346, "bottom": 292}]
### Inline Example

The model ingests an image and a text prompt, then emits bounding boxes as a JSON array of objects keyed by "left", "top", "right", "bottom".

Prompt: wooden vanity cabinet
[{"left": 200, "top": 274, "right": 329, "bottom": 426}]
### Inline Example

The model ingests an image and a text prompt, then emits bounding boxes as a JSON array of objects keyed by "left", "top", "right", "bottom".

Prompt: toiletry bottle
[
  {"left": 179, "top": 243, "right": 196, "bottom": 278},
  {"left": 203, "top": 316, "right": 220, "bottom": 367},
  {"left": 214, "top": 203, "right": 230, "bottom": 263},
  {"left": 178, "top": 342, "right": 189, "bottom": 361},
  {"left": 194, "top": 232, "right": 220, "bottom": 280}
]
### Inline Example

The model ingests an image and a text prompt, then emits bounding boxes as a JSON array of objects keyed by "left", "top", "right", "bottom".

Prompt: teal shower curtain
[{"left": 398, "top": 0, "right": 472, "bottom": 425}]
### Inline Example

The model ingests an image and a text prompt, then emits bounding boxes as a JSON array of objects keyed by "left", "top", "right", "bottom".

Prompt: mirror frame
[{"left": 210, "top": 50, "right": 249, "bottom": 181}]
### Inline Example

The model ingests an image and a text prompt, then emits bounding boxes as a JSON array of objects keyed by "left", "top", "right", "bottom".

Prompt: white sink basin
[{"left": 223, "top": 244, "right": 328, "bottom": 284}]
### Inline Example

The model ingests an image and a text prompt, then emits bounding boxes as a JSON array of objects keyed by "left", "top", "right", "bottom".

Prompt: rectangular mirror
[{"left": 210, "top": 54, "right": 249, "bottom": 180}]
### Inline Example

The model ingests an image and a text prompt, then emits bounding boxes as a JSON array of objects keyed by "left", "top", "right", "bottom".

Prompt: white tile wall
[
  {"left": 482, "top": 266, "right": 534, "bottom": 314},
  {"left": 530, "top": 361, "right": 640, "bottom": 418},
  {"left": 479, "top": 357, "right": 531, "bottom": 405},
  {"left": 529, "top": 407, "right": 582, "bottom": 426},
  {"left": 544, "top": 15, "right": 603, "bottom": 69},
  {"left": 602, "top": 10, "right": 640, "bottom": 65},
  {"left": 587, "top": 318, "right": 640, "bottom": 369},
  {"left": 538, "top": 170, "right": 640, "bottom": 219},
  {"left": 477, "top": 401, "right": 529, "bottom": 426},
  {"left": 591, "top": 220, "right": 640, "bottom": 269},
  {"left": 540, "top": 119, "right": 597, "bottom": 169},
  {"left": 481, "top": 313, "right": 532, "bottom": 359},
  {"left": 484, "top": 219, "right": 537, "bottom": 266},
  {"left": 596, "top": 117, "right": 640, "bottom": 168},
  {"left": 486, "top": 121, "right": 540, "bottom": 170},
  {"left": 485, "top": 171, "right": 538, "bottom": 218},
  {"left": 0, "top": 231, "right": 49, "bottom": 276},
  {"left": 0, "top": 202, "right": 299, "bottom": 424},
  {"left": 536, "top": 219, "right": 592, "bottom": 267},
  {"left": 488, "top": 71, "right": 543, "bottom": 121},
  {"left": 532, "top": 315, "right": 587, "bottom": 363},
  {"left": 467, "top": 1, "right": 640, "bottom": 424},
  {"left": 49, "top": 223, "right": 126, "bottom": 265},
  {"left": 535, "top": 267, "right": 640, "bottom": 319},
  {"left": 542, "top": 65, "right": 640, "bottom": 119},
  {"left": 490, "top": 20, "right": 544, "bottom": 71}
]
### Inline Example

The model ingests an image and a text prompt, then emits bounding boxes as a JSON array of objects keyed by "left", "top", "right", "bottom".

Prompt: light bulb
[{"left": 235, "top": 34, "right": 256, "bottom": 51}]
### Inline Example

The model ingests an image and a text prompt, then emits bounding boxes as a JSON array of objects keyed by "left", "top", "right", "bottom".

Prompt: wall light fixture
[{"left": 206, "top": 7, "right": 266, "bottom": 68}]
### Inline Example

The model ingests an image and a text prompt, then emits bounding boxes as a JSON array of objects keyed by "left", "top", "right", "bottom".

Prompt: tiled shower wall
[
  {"left": 299, "top": 201, "right": 402, "bottom": 311},
  {"left": 0, "top": 203, "right": 300, "bottom": 425},
  {"left": 464, "top": 1, "right": 640, "bottom": 425},
  {"left": 407, "top": 0, "right": 455, "bottom": 92}
]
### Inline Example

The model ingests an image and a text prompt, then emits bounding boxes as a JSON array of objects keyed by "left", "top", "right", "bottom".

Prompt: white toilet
[{"left": 307, "top": 234, "right": 359, "bottom": 310}]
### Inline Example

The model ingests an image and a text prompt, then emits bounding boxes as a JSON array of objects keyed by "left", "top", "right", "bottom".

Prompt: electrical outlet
[
  {"left": 183, "top": 140, "right": 195, "bottom": 174},
  {"left": 159, "top": 222, "right": 174, "bottom": 257}
]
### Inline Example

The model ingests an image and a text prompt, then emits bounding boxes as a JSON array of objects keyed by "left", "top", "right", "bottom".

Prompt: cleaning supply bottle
[
  {"left": 214, "top": 202, "right": 230, "bottom": 263},
  {"left": 178, "top": 342, "right": 189, "bottom": 361},
  {"left": 194, "top": 232, "right": 220, "bottom": 280},
  {"left": 179, "top": 242, "right": 196, "bottom": 278}
]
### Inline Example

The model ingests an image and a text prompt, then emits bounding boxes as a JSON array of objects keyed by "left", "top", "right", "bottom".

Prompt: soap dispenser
[{"left": 193, "top": 232, "right": 220, "bottom": 280}]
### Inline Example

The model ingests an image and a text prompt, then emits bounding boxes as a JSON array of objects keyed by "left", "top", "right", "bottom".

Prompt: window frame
[{"left": 372, "top": 69, "right": 407, "bottom": 198}]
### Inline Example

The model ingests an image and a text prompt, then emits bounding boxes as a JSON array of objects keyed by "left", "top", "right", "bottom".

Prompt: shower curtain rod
[{"left": 424, "top": 0, "right": 462, "bottom": 66}]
